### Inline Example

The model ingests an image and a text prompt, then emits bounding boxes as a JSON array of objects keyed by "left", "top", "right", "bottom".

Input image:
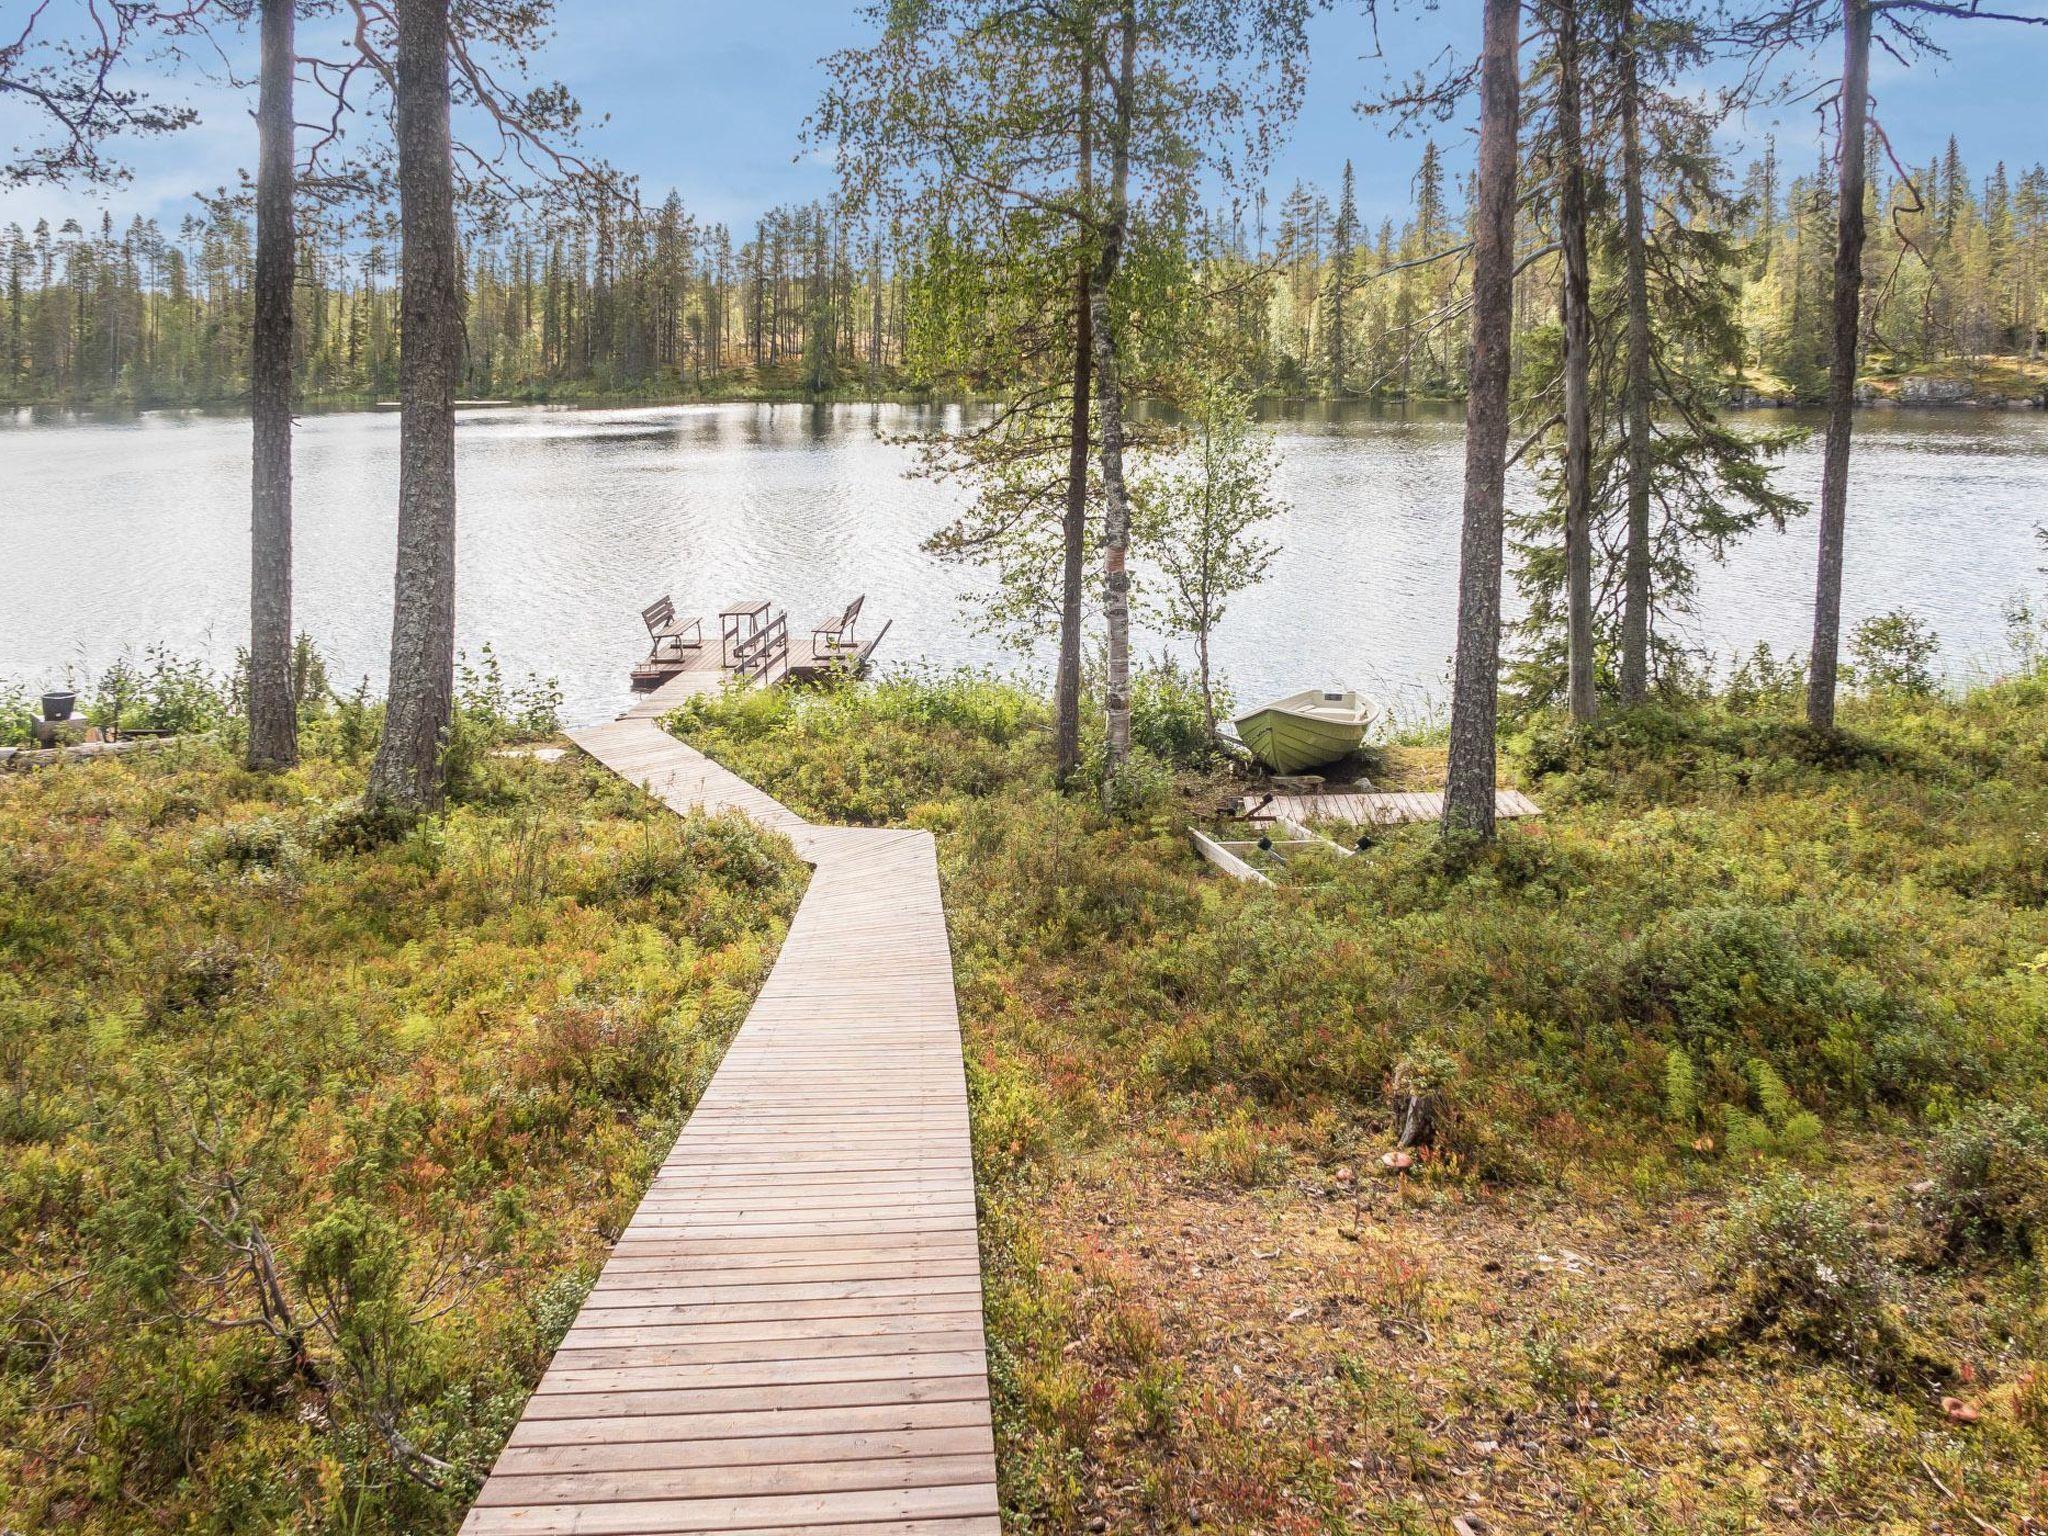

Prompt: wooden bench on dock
[
  {"left": 642, "top": 596, "right": 704, "bottom": 663},
  {"left": 811, "top": 595, "right": 865, "bottom": 663}
]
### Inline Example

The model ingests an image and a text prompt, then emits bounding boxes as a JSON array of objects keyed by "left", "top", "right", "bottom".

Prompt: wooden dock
[
  {"left": 459, "top": 675, "right": 995, "bottom": 1532},
  {"left": 632, "top": 599, "right": 890, "bottom": 693},
  {"left": 1243, "top": 787, "right": 1542, "bottom": 828}
]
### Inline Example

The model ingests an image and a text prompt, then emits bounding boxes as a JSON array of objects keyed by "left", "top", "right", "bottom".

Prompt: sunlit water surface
[{"left": 4, "top": 400, "right": 2045, "bottom": 727}]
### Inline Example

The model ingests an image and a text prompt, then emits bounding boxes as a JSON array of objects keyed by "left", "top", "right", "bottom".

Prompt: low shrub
[
  {"left": 307, "top": 794, "right": 418, "bottom": 854},
  {"left": 1128, "top": 657, "right": 1219, "bottom": 769},
  {"left": 1924, "top": 1102, "right": 2048, "bottom": 1261},
  {"left": 1715, "top": 1174, "right": 1904, "bottom": 1377},
  {"left": 1850, "top": 609, "right": 1941, "bottom": 696},
  {"left": 0, "top": 736, "right": 800, "bottom": 1531},
  {"left": 194, "top": 813, "right": 305, "bottom": 876}
]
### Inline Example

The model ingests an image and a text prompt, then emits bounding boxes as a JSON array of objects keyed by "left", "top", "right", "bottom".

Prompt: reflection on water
[{"left": 3, "top": 400, "right": 2044, "bottom": 728}]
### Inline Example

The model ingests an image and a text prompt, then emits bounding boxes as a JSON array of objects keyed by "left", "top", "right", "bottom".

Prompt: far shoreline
[{"left": 6, "top": 388, "right": 2045, "bottom": 424}]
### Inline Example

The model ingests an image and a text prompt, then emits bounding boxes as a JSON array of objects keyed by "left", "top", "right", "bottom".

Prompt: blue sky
[{"left": 0, "top": 0, "right": 2038, "bottom": 237}]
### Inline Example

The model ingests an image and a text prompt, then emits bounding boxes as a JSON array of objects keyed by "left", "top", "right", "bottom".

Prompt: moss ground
[{"left": 0, "top": 741, "right": 804, "bottom": 1532}]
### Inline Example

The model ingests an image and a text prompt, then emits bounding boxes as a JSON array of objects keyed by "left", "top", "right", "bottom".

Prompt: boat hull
[{"left": 1234, "top": 707, "right": 1367, "bottom": 774}]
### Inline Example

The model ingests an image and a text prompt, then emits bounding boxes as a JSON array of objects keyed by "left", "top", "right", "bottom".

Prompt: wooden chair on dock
[
  {"left": 641, "top": 596, "right": 703, "bottom": 662},
  {"left": 811, "top": 594, "right": 866, "bottom": 664}
]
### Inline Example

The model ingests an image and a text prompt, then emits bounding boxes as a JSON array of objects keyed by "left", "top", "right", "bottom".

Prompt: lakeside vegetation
[
  {"left": 0, "top": 683, "right": 805, "bottom": 1532},
  {"left": 6, "top": 632, "right": 2048, "bottom": 1532},
  {"left": 668, "top": 660, "right": 2048, "bottom": 1533}
]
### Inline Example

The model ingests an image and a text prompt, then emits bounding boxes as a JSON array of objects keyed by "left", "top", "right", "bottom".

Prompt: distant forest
[{"left": 4, "top": 135, "right": 2045, "bottom": 408}]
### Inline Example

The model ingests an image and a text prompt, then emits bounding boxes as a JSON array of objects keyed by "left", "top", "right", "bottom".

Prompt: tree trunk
[
  {"left": 246, "top": 0, "right": 297, "bottom": 771},
  {"left": 1557, "top": 0, "right": 1596, "bottom": 725},
  {"left": 1056, "top": 260, "right": 1091, "bottom": 788},
  {"left": 1055, "top": 60, "right": 1093, "bottom": 791},
  {"left": 1807, "top": 0, "right": 1871, "bottom": 734},
  {"left": 368, "top": 0, "right": 462, "bottom": 810},
  {"left": 1617, "top": 0, "right": 1654, "bottom": 705},
  {"left": 1441, "top": 0, "right": 1520, "bottom": 841},
  {"left": 1090, "top": 4, "right": 1137, "bottom": 781}
]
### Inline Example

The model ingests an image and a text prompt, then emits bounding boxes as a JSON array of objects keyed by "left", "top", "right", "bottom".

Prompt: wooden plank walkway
[
  {"left": 1246, "top": 787, "right": 1542, "bottom": 828},
  {"left": 459, "top": 679, "right": 996, "bottom": 1535}
]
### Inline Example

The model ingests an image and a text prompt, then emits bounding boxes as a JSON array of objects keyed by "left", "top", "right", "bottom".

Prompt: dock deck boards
[
  {"left": 1246, "top": 787, "right": 1542, "bottom": 828},
  {"left": 460, "top": 699, "right": 996, "bottom": 1534}
]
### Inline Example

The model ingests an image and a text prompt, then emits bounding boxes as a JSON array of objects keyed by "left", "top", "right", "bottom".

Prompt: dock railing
[{"left": 730, "top": 609, "right": 789, "bottom": 682}]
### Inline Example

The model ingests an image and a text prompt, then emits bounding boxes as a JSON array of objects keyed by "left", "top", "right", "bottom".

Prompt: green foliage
[
  {"left": 441, "top": 646, "right": 567, "bottom": 803},
  {"left": 1715, "top": 1174, "right": 1904, "bottom": 1376},
  {"left": 1723, "top": 641, "right": 1808, "bottom": 713},
  {"left": 1183, "top": 1111, "right": 1287, "bottom": 1188},
  {"left": 677, "top": 671, "right": 2048, "bottom": 1194},
  {"left": 0, "top": 737, "right": 803, "bottom": 1531},
  {"left": 1091, "top": 746, "right": 1176, "bottom": 822},
  {"left": 1924, "top": 1102, "right": 2048, "bottom": 1261},
  {"left": 1505, "top": 46, "right": 1809, "bottom": 713},
  {"left": 1849, "top": 608, "right": 1941, "bottom": 696},
  {"left": 1125, "top": 657, "right": 1219, "bottom": 769},
  {"left": 670, "top": 667, "right": 1045, "bottom": 822},
  {"left": 1663, "top": 1047, "right": 1700, "bottom": 1129},
  {"left": 1722, "top": 1058, "right": 1824, "bottom": 1161},
  {"left": 1712, "top": 1179, "right": 1900, "bottom": 1384},
  {"left": 0, "top": 680, "right": 37, "bottom": 746},
  {"left": 316, "top": 675, "right": 385, "bottom": 764},
  {"left": 1131, "top": 380, "right": 1283, "bottom": 732}
]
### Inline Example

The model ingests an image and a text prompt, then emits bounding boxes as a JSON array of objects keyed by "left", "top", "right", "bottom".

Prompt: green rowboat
[{"left": 1233, "top": 688, "right": 1372, "bottom": 774}]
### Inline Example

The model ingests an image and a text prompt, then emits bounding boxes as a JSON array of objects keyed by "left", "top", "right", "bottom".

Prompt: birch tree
[
  {"left": 1134, "top": 381, "right": 1282, "bottom": 738},
  {"left": 820, "top": 0, "right": 1311, "bottom": 793}
]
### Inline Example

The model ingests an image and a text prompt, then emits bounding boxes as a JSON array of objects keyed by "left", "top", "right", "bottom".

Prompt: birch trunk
[
  {"left": 1090, "top": 4, "right": 1136, "bottom": 779},
  {"left": 1055, "top": 62, "right": 1093, "bottom": 790},
  {"left": 1807, "top": 0, "right": 1871, "bottom": 733},
  {"left": 1441, "top": 0, "right": 1521, "bottom": 841},
  {"left": 246, "top": 0, "right": 297, "bottom": 770},
  {"left": 1057, "top": 263, "right": 1092, "bottom": 787},
  {"left": 368, "top": 0, "right": 462, "bottom": 809}
]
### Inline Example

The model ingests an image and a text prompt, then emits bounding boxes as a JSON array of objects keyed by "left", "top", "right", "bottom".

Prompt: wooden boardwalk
[{"left": 461, "top": 668, "right": 996, "bottom": 1535}]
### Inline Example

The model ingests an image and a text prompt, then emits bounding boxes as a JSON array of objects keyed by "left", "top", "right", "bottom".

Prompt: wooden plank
[
  {"left": 1245, "top": 787, "right": 1541, "bottom": 830},
  {"left": 472, "top": 1451, "right": 996, "bottom": 1507},
  {"left": 490, "top": 1424, "right": 989, "bottom": 1478},
  {"left": 1187, "top": 825, "right": 1272, "bottom": 886},
  {"left": 503, "top": 1399, "right": 990, "bottom": 1450},
  {"left": 464, "top": 711, "right": 993, "bottom": 1533},
  {"left": 520, "top": 1375, "right": 990, "bottom": 1423},
  {"left": 462, "top": 1486, "right": 998, "bottom": 1536}
]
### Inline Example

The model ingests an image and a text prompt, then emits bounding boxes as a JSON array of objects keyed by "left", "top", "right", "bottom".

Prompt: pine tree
[{"left": 1325, "top": 160, "right": 1358, "bottom": 395}]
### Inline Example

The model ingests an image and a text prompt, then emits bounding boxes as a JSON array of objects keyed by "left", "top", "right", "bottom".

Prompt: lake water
[{"left": 4, "top": 400, "right": 2045, "bottom": 728}]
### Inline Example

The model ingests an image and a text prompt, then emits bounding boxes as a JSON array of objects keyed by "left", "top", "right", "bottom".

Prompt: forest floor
[
  {"left": 671, "top": 665, "right": 2048, "bottom": 1536},
  {"left": 6, "top": 663, "right": 2046, "bottom": 1534},
  {"left": 0, "top": 730, "right": 807, "bottom": 1533}
]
